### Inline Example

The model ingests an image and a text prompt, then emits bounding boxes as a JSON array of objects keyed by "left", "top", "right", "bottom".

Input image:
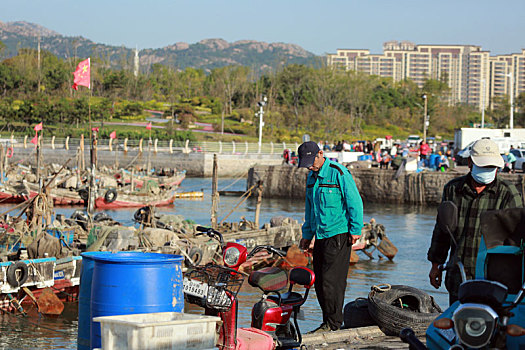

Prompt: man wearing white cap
[{"left": 427, "top": 138, "right": 523, "bottom": 304}]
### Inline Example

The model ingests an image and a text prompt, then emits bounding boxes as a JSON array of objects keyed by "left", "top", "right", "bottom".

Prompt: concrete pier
[
  {"left": 247, "top": 165, "right": 525, "bottom": 205},
  {"left": 9, "top": 147, "right": 282, "bottom": 177}
]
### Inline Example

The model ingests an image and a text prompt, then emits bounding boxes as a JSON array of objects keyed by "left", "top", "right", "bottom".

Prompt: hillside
[{"left": 0, "top": 21, "right": 319, "bottom": 72}]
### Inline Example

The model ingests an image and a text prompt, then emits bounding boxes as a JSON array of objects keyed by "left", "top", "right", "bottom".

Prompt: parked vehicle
[
  {"left": 510, "top": 149, "right": 525, "bottom": 172},
  {"left": 401, "top": 202, "right": 525, "bottom": 349},
  {"left": 407, "top": 135, "right": 422, "bottom": 147},
  {"left": 183, "top": 226, "right": 315, "bottom": 350}
]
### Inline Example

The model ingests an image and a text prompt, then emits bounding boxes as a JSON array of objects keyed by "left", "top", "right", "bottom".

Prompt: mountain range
[{"left": 0, "top": 21, "right": 320, "bottom": 73}]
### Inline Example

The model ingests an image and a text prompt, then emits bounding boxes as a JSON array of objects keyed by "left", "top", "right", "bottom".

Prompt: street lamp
[
  {"left": 256, "top": 96, "right": 267, "bottom": 151},
  {"left": 473, "top": 78, "right": 486, "bottom": 128},
  {"left": 506, "top": 73, "right": 514, "bottom": 129},
  {"left": 422, "top": 94, "right": 428, "bottom": 143}
]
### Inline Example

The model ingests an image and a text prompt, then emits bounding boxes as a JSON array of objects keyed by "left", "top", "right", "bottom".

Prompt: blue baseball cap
[{"left": 298, "top": 141, "right": 320, "bottom": 168}]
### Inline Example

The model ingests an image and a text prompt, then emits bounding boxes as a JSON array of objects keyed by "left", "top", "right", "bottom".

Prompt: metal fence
[{"left": 6, "top": 136, "right": 300, "bottom": 155}]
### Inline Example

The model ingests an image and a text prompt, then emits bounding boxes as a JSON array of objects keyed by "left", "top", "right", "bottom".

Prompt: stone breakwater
[{"left": 247, "top": 165, "right": 525, "bottom": 205}]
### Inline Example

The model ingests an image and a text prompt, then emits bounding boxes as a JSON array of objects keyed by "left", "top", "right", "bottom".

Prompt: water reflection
[{"left": 0, "top": 177, "right": 448, "bottom": 348}]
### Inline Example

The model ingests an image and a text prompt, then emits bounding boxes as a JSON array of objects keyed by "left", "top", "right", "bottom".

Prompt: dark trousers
[{"left": 313, "top": 232, "right": 352, "bottom": 330}]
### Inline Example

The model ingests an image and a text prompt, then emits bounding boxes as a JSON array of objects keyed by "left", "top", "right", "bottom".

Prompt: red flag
[
  {"left": 34, "top": 122, "right": 43, "bottom": 131},
  {"left": 109, "top": 131, "right": 116, "bottom": 139},
  {"left": 31, "top": 134, "right": 38, "bottom": 145},
  {"left": 146, "top": 122, "right": 152, "bottom": 130},
  {"left": 92, "top": 127, "right": 99, "bottom": 132},
  {"left": 72, "top": 58, "right": 90, "bottom": 90}
]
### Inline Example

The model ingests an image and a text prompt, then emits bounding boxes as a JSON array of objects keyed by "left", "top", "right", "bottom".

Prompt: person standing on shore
[
  {"left": 297, "top": 141, "right": 364, "bottom": 333},
  {"left": 428, "top": 138, "right": 523, "bottom": 305},
  {"left": 419, "top": 141, "right": 431, "bottom": 160}
]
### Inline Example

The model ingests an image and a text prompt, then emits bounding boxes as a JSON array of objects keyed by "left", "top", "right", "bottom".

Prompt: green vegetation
[{"left": 1, "top": 45, "right": 524, "bottom": 142}]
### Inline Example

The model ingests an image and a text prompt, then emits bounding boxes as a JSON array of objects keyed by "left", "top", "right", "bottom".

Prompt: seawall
[
  {"left": 247, "top": 165, "right": 525, "bottom": 205},
  {"left": 9, "top": 148, "right": 282, "bottom": 177}
]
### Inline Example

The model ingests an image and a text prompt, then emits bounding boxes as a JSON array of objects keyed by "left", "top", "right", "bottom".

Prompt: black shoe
[{"left": 307, "top": 323, "right": 333, "bottom": 334}]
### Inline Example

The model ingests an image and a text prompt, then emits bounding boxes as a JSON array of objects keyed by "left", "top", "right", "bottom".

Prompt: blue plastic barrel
[
  {"left": 90, "top": 252, "right": 184, "bottom": 349},
  {"left": 429, "top": 154, "right": 439, "bottom": 169},
  {"left": 77, "top": 252, "right": 105, "bottom": 350}
]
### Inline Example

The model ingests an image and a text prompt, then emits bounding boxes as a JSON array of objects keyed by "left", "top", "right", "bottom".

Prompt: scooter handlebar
[
  {"left": 247, "top": 245, "right": 286, "bottom": 258},
  {"left": 194, "top": 226, "right": 224, "bottom": 246}
]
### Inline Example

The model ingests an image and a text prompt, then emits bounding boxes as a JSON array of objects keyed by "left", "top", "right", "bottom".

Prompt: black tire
[
  {"left": 7, "top": 261, "right": 29, "bottom": 287},
  {"left": 185, "top": 247, "right": 203, "bottom": 267},
  {"left": 342, "top": 298, "right": 376, "bottom": 329},
  {"left": 368, "top": 285, "right": 442, "bottom": 336},
  {"left": 94, "top": 212, "right": 112, "bottom": 222},
  {"left": 104, "top": 188, "right": 118, "bottom": 203},
  {"left": 78, "top": 188, "right": 89, "bottom": 201},
  {"left": 134, "top": 206, "right": 151, "bottom": 223}
]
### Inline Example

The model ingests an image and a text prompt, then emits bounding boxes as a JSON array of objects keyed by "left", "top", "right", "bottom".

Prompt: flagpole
[{"left": 87, "top": 57, "right": 97, "bottom": 214}]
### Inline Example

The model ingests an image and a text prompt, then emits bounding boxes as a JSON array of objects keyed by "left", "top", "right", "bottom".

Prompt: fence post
[
  {"left": 169, "top": 139, "right": 173, "bottom": 154},
  {"left": 185, "top": 139, "right": 190, "bottom": 153},
  {"left": 10, "top": 134, "right": 14, "bottom": 145},
  {"left": 245, "top": 141, "right": 249, "bottom": 155},
  {"left": 283, "top": 142, "right": 286, "bottom": 151},
  {"left": 24, "top": 135, "right": 27, "bottom": 149},
  {"left": 232, "top": 141, "right": 235, "bottom": 154},
  {"left": 65, "top": 136, "right": 69, "bottom": 150},
  {"left": 139, "top": 139, "right": 143, "bottom": 153},
  {"left": 154, "top": 138, "right": 158, "bottom": 153},
  {"left": 270, "top": 142, "right": 274, "bottom": 154},
  {"left": 124, "top": 138, "right": 128, "bottom": 152},
  {"left": 51, "top": 136, "right": 55, "bottom": 149},
  {"left": 219, "top": 141, "right": 222, "bottom": 154}
]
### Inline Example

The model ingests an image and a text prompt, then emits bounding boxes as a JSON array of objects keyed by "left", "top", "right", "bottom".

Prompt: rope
[
  {"left": 371, "top": 283, "right": 391, "bottom": 292},
  {"left": 124, "top": 151, "right": 141, "bottom": 168},
  {"left": 218, "top": 171, "right": 248, "bottom": 192}
]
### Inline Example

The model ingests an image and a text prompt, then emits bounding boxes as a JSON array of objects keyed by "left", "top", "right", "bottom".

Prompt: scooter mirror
[{"left": 437, "top": 201, "right": 458, "bottom": 246}]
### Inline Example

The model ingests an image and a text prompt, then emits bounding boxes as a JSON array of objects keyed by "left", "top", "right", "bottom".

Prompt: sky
[{"left": 1, "top": 0, "right": 524, "bottom": 56}]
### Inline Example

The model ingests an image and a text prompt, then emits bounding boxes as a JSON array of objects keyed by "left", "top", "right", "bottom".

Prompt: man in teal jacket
[{"left": 298, "top": 141, "right": 364, "bottom": 332}]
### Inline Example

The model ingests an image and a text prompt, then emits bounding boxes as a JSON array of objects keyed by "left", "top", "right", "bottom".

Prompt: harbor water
[{"left": 0, "top": 177, "right": 447, "bottom": 349}]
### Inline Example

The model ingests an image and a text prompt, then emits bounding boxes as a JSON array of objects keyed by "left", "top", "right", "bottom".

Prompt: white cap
[{"left": 470, "top": 139, "right": 504, "bottom": 168}]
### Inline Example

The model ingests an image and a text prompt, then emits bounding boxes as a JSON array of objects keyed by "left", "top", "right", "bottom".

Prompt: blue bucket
[
  {"left": 77, "top": 252, "right": 104, "bottom": 350},
  {"left": 90, "top": 252, "right": 184, "bottom": 349}
]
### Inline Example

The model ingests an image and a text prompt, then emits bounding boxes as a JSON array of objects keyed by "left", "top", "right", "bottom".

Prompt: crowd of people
[{"left": 304, "top": 139, "right": 455, "bottom": 172}]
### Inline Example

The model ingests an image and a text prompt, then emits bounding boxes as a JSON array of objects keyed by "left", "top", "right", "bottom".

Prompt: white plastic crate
[{"left": 93, "top": 312, "right": 220, "bottom": 350}]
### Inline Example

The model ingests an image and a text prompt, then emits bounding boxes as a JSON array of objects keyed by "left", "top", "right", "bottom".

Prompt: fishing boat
[{"left": 0, "top": 255, "right": 81, "bottom": 315}]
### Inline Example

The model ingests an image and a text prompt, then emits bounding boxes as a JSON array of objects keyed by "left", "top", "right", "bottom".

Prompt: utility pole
[
  {"left": 37, "top": 36, "right": 41, "bottom": 93},
  {"left": 256, "top": 96, "right": 267, "bottom": 152},
  {"left": 422, "top": 94, "right": 428, "bottom": 143}
]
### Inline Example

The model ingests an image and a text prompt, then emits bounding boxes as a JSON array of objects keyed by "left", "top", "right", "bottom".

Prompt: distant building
[{"left": 327, "top": 42, "right": 525, "bottom": 111}]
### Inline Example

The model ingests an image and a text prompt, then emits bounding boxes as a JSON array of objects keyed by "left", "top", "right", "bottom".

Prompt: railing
[{"left": 4, "top": 136, "right": 300, "bottom": 155}]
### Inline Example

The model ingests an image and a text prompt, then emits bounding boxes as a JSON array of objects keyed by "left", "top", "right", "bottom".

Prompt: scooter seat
[{"left": 268, "top": 291, "right": 304, "bottom": 305}]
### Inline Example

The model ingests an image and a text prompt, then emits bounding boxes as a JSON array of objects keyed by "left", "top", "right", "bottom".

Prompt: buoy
[{"left": 6, "top": 147, "right": 13, "bottom": 158}]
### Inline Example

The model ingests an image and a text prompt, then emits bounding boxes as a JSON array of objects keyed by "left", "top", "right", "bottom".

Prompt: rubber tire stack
[{"left": 368, "top": 285, "right": 442, "bottom": 336}]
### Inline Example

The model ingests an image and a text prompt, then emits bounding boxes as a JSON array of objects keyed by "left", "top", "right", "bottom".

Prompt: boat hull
[{"left": 94, "top": 195, "right": 176, "bottom": 209}]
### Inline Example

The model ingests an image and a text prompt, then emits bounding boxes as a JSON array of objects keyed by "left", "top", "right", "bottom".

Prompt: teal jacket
[{"left": 302, "top": 158, "right": 364, "bottom": 240}]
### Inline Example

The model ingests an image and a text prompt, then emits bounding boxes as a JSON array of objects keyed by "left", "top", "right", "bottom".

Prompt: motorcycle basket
[{"left": 184, "top": 264, "right": 244, "bottom": 311}]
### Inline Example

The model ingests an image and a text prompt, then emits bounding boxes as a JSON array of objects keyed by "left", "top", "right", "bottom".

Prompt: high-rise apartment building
[{"left": 327, "top": 42, "right": 524, "bottom": 111}]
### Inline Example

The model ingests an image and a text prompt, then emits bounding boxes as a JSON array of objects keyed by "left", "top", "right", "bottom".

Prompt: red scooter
[{"left": 183, "top": 226, "right": 315, "bottom": 350}]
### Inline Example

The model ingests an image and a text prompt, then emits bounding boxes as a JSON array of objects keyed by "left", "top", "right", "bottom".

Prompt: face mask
[{"left": 471, "top": 164, "right": 497, "bottom": 184}]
